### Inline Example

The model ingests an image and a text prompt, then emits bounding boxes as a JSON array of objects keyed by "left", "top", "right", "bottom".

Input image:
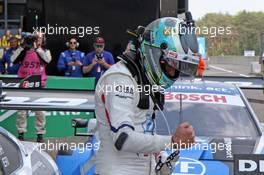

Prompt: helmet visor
[
  {"left": 144, "top": 43, "right": 199, "bottom": 79},
  {"left": 162, "top": 49, "right": 199, "bottom": 76}
]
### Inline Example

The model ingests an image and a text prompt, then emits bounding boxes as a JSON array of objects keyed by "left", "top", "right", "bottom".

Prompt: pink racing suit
[{"left": 17, "top": 49, "right": 47, "bottom": 87}]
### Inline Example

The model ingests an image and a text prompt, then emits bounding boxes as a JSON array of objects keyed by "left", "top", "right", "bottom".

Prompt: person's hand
[
  {"left": 67, "top": 61, "right": 75, "bottom": 66},
  {"left": 33, "top": 42, "right": 37, "bottom": 49},
  {"left": 37, "top": 44, "right": 42, "bottom": 49},
  {"left": 75, "top": 60, "right": 83, "bottom": 66},
  {"left": 91, "top": 58, "right": 98, "bottom": 65},
  {"left": 171, "top": 122, "right": 195, "bottom": 148},
  {"left": 97, "top": 58, "right": 106, "bottom": 66}
]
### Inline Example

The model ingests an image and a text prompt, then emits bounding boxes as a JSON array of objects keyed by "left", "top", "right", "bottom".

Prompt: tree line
[{"left": 196, "top": 11, "right": 264, "bottom": 56}]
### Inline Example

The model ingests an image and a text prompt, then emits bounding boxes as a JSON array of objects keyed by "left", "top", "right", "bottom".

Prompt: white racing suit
[{"left": 95, "top": 61, "right": 171, "bottom": 175}]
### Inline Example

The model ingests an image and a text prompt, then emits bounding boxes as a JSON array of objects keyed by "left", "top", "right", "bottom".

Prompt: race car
[
  {"left": 0, "top": 127, "right": 60, "bottom": 175},
  {"left": 1, "top": 75, "right": 263, "bottom": 175},
  {"left": 155, "top": 80, "right": 264, "bottom": 175},
  {"left": 62, "top": 79, "right": 264, "bottom": 175}
]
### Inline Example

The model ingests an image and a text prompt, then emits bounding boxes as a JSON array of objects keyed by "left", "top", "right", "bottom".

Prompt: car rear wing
[
  {"left": 0, "top": 75, "right": 96, "bottom": 111},
  {"left": 0, "top": 74, "right": 95, "bottom": 90},
  {"left": 0, "top": 88, "right": 95, "bottom": 111}
]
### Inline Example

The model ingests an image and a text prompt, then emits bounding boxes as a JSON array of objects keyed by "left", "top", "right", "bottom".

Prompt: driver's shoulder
[{"left": 97, "top": 61, "right": 135, "bottom": 86}]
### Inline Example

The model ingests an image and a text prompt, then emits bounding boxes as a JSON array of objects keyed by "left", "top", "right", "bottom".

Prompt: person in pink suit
[{"left": 11, "top": 32, "right": 52, "bottom": 142}]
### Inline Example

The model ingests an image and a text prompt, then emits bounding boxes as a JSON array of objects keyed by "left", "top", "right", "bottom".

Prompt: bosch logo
[{"left": 173, "top": 157, "right": 206, "bottom": 175}]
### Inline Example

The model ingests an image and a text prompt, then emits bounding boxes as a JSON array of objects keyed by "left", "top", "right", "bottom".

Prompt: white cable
[{"left": 155, "top": 103, "right": 171, "bottom": 136}]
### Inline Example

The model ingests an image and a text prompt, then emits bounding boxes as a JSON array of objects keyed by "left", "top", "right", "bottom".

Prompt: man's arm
[
  {"left": 98, "top": 74, "right": 172, "bottom": 153},
  {"left": 97, "top": 59, "right": 111, "bottom": 69},
  {"left": 98, "top": 74, "right": 195, "bottom": 153},
  {"left": 11, "top": 47, "right": 25, "bottom": 64},
  {"left": 82, "top": 55, "right": 97, "bottom": 74},
  {"left": 83, "top": 64, "right": 94, "bottom": 74},
  {"left": 57, "top": 53, "right": 67, "bottom": 72},
  {"left": 36, "top": 48, "right": 52, "bottom": 64},
  {"left": 97, "top": 52, "right": 115, "bottom": 69}
]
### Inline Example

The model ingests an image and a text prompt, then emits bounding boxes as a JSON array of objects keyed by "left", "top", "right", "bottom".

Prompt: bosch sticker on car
[{"left": 164, "top": 92, "right": 245, "bottom": 106}]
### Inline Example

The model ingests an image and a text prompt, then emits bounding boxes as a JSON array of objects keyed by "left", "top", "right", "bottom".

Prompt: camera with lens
[{"left": 21, "top": 32, "right": 37, "bottom": 48}]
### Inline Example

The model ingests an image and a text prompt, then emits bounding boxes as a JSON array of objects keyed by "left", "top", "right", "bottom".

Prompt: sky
[{"left": 189, "top": 0, "right": 264, "bottom": 19}]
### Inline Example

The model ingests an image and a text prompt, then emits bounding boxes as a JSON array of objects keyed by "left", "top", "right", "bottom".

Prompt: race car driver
[
  {"left": 11, "top": 32, "right": 52, "bottom": 142},
  {"left": 95, "top": 17, "right": 199, "bottom": 175}
]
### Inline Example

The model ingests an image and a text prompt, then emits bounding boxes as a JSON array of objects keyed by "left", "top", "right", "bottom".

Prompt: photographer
[
  {"left": 83, "top": 37, "right": 115, "bottom": 84},
  {"left": 11, "top": 32, "right": 52, "bottom": 142},
  {"left": 57, "top": 37, "right": 85, "bottom": 77}
]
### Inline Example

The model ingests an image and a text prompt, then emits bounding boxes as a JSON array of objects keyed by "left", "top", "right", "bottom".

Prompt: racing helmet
[{"left": 140, "top": 17, "right": 200, "bottom": 89}]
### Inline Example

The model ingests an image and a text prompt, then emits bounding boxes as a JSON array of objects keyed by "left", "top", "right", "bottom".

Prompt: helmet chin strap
[{"left": 118, "top": 52, "right": 150, "bottom": 109}]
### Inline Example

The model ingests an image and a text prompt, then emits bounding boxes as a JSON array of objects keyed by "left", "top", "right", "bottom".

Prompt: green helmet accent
[{"left": 140, "top": 17, "right": 198, "bottom": 89}]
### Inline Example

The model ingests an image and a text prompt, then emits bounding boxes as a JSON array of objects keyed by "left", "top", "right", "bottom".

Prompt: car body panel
[
  {"left": 156, "top": 80, "right": 264, "bottom": 175},
  {"left": 0, "top": 127, "right": 60, "bottom": 175},
  {"left": 55, "top": 80, "right": 264, "bottom": 175}
]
